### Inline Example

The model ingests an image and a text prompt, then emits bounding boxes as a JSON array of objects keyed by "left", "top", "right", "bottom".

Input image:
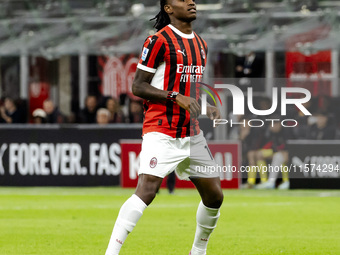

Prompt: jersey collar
[{"left": 168, "top": 24, "right": 195, "bottom": 39}]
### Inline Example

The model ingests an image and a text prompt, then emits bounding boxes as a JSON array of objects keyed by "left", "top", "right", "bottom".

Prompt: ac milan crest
[{"left": 150, "top": 157, "right": 157, "bottom": 168}]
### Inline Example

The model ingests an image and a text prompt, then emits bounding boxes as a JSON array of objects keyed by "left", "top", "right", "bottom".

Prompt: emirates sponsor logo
[
  {"left": 177, "top": 64, "right": 205, "bottom": 83},
  {"left": 176, "top": 64, "right": 205, "bottom": 74}
]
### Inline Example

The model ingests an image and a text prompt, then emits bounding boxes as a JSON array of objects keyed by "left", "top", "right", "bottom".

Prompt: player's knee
[
  {"left": 214, "top": 190, "right": 224, "bottom": 208},
  {"left": 204, "top": 189, "right": 224, "bottom": 209},
  {"left": 255, "top": 150, "right": 263, "bottom": 160},
  {"left": 143, "top": 190, "right": 157, "bottom": 205},
  {"left": 247, "top": 150, "right": 255, "bottom": 159},
  {"left": 135, "top": 174, "right": 162, "bottom": 205},
  {"left": 135, "top": 183, "right": 158, "bottom": 205}
]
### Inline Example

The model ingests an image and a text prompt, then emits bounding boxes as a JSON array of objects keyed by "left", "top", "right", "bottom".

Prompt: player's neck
[{"left": 170, "top": 21, "right": 193, "bottom": 35}]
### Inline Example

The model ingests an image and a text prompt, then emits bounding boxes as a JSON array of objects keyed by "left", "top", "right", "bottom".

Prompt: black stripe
[
  {"left": 193, "top": 37, "right": 205, "bottom": 74},
  {"left": 142, "top": 35, "right": 158, "bottom": 66},
  {"left": 193, "top": 38, "right": 203, "bottom": 108},
  {"left": 185, "top": 120, "right": 191, "bottom": 137},
  {"left": 188, "top": 38, "right": 199, "bottom": 136},
  {"left": 143, "top": 102, "right": 149, "bottom": 113},
  {"left": 161, "top": 30, "right": 176, "bottom": 128},
  {"left": 162, "top": 31, "right": 177, "bottom": 91},
  {"left": 153, "top": 43, "right": 166, "bottom": 69},
  {"left": 188, "top": 39, "right": 198, "bottom": 101},
  {"left": 173, "top": 32, "right": 188, "bottom": 138},
  {"left": 195, "top": 33, "right": 207, "bottom": 54}
]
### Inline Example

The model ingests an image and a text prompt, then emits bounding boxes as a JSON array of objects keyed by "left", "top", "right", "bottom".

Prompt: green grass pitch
[{"left": 0, "top": 188, "right": 339, "bottom": 255}]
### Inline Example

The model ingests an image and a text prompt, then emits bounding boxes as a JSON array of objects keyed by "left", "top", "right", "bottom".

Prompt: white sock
[
  {"left": 191, "top": 201, "right": 220, "bottom": 255},
  {"left": 105, "top": 194, "right": 147, "bottom": 255}
]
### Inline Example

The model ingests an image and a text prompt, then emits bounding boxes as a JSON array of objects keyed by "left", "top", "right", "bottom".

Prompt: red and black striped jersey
[{"left": 137, "top": 24, "right": 208, "bottom": 138}]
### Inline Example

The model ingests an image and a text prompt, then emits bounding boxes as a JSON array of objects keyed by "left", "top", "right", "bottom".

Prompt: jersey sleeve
[{"left": 137, "top": 35, "right": 166, "bottom": 74}]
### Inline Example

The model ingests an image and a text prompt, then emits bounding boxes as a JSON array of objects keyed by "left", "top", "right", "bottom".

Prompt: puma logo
[
  {"left": 177, "top": 49, "right": 186, "bottom": 57},
  {"left": 201, "top": 238, "right": 209, "bottom": 242},
  {"left": 148, "top": 38, "right": 154, "bottom": 44}
]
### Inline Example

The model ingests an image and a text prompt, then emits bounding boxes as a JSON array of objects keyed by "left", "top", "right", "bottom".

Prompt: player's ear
[{"left": 164, "top": 3, "right": 173, "bottom": 15}]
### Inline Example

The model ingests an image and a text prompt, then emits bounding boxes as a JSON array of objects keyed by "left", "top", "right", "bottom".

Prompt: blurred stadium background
[
  {"left": 0, "top": 0, "right": 339, "bottom": 188},
  {"left": 0, "top": 1, "right": 340, "bottom": 254}
]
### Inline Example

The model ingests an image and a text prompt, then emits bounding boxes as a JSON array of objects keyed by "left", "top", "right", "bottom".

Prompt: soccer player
[{"left": 105, "top": 1, "right": 223, "bottom": 254}]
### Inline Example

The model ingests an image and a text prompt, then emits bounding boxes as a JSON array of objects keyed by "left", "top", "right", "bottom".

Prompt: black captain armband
[{"left": 167, "top": 91, "right": 179, "bottom": 101}]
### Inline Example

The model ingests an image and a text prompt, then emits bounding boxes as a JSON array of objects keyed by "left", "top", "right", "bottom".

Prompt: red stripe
[
  {"left": 148, "top": 36, "right": 161, "bottom": 69},
  {"left": 182, "top": 38, "right": 192, "bottom": 97},
  {"left": 181, "top": 38, "right": 193, "bottom": 137},
  {"left": 166, "top": 28, "right": 182, "bottom": 130},
  {"left": 192, "top": 36, "right": 203, "bottom": 106},
  {"left": 161, "top": 28, "right": 174, "bottom": 129}
]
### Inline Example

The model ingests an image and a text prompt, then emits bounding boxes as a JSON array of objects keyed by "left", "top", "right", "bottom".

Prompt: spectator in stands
[
  {"left": 79, "top": 95, "right": 98, "bottom": 123},
  {"left": 128, "top": 99, "right": 144, "bottom": 123},
  {"left": 235, "top": 51, "right": 265, "bottom": 91},
  {"left": 232, "top": 98, "right": 273, "bottom": 189},
  {"left": 293, "top": 99, "right": 315, "bottom": 139},
  {"left": 256, "top": 97, "right": 273, "bottom": 120},
  {"left": 306, "top": 111, "right": 336, "bottom": 140},
  {"left": 238, "top": 116, "right": 267, "bottom": 189},
  {"left": 43, "top": 99, "right": 64, "bottom": 124},
  {"left": 235, "top": 52, "right": 264, "bottom": 78},
  {"left": 0, "top": 97, "right": 23, "bottom": 123},
  {"left": 32, "top": 108, "right": 47, "bottom": 124},
  {"left": 106, "top": 97, "right": 125, "bottom": 123},
  {"left": 254, "top": 117, "right": 294, "bottom": 190},
  {"left": 15, "top": 98, "right": 28, "bottom": 123},
  {"left": 96, "top": 108, "right": 111, "bottom": 125}
]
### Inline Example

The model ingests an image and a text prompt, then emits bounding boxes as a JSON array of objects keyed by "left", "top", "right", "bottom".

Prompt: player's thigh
[
  {"left": 247, "top": 150, "right": 257, "bottom": 160},
  {"left": 139, "top": 132, "right": 186, "bottom": 178},
  {"left": 178, "top": 131, "right": 219, "bottom": 180},
  {"left": 189, "top": 131, "right": 214, "bottom": 163},
  {"left": 247, "top": 150, "right": 257, "bottom": 164},
  {"left": 257, "top": 149, "right": 274, "bottom": 160}
]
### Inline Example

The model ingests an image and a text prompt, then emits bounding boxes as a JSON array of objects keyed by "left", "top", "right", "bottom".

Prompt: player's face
[{"left": 166, "top": 0, "right": 197, "bottom": 23}]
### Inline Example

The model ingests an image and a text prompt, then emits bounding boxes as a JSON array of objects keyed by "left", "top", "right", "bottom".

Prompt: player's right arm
[{"left": 132, "top": 36, "right": 200, "bottom": 118}]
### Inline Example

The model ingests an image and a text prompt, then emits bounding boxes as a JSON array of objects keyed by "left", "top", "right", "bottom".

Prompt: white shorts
[{"left": 139, "top": 131, "right": 219, "bottom": 180}]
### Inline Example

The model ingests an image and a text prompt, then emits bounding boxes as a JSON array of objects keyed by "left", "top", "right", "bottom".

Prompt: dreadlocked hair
[{"left": 150, "top": 0, "right": 170, "bottom": 31}]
